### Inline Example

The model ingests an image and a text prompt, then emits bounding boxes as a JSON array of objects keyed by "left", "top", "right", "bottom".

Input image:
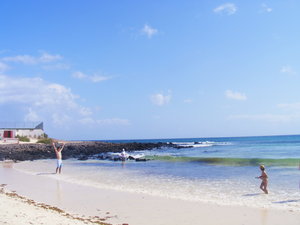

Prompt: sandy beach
[
  {"left": 1, "top": 161, "right": 300, "bottom": 225},
  {"left": 0, "top": 189, "right": 107, "bottom": 225}
]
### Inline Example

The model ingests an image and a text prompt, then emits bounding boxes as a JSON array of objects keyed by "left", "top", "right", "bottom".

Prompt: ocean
[{"left": 14, "top": 135, "right": 300, "bottom": 212}]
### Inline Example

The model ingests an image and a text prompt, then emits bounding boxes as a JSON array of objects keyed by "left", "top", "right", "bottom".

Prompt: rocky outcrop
[{"left": 0, "top": 141, "right": 178, "bottom": 161}]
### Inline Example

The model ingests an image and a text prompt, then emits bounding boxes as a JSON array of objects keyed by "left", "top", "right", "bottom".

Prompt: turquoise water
[
  {"left": 101, "top": 135, "right": 300, "bottom": 166},
  {"left": 14, "top": 135, "right": 300, "bottom": 211}
]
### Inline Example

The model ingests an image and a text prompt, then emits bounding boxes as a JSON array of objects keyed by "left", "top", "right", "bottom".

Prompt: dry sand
[
  {"left": 0, "top": 187, "right": 107, "bottom": 225},
  {"left": 1, "top": 161, "right": 300, "bottom": 225}
]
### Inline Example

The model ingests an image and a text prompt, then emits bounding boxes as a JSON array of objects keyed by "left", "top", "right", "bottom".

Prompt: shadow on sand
[
  {"left": 242, "top": 193, "right": 262, "bottom": 197},
  {"left": 36, "top": 172, "right": 56, "bottom": 175},
  {"left": 272, "top": 199, "right": 300, "bottom": 204}
]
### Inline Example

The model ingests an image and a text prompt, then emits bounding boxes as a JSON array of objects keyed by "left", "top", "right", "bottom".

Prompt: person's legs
[
  {"left": 260, "top": 181, "right": 268, "bottom": 194},
  {"left": 263, "top": 181, "right": 268, "bottom": 194},
  {"left": 260, "top": 182, "right": 264, "bottom": 192},
  {"left": 56, "top": 160, "right": 62, "bottom": 174}
]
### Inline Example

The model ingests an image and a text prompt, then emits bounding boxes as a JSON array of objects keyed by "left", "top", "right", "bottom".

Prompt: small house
[{"left": 0, "top": 122, "right": 45, "bottom": 143}]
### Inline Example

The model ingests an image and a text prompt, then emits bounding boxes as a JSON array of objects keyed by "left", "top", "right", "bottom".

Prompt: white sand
[
  {"left": 0, "top": 191, "right": 100, "bottom": 225},
  {"left": 1, "top": 161, "right": 300, "bottom": 225}
]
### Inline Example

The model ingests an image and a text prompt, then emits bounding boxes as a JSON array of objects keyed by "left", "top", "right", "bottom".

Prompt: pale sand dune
[{"left": 1, "top": 162, "right": 300, "bottom": 225}]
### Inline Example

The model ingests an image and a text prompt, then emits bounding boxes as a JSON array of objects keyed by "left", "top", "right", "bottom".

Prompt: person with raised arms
[{"left": 52, "top": 142, "right": 66, "bottom": 174}]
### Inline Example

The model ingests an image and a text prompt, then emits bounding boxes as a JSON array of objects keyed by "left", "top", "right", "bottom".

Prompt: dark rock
[
  {"left": 135, "top": 158, "right": 149, "bottom": 162},
  {"left": 0, "top": 141, "right": 181, "bottom": 162},
  {"left": 78, "top": 155, "right": 89, "bottom": 160}
]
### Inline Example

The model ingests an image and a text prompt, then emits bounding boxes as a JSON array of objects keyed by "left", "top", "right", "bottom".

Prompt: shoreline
[{"left": 2, "top": 161, "right": 300, "bottom": 225}]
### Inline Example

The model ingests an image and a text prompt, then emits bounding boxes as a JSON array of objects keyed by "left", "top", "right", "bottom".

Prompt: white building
[{"left": 0, "top": 122, "right": 45, "bottom": 142}]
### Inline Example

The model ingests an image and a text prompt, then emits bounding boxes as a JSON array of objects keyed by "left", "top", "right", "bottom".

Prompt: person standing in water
[
  {"left": 52, "top": 142, "right": 65, "bottom": 174},
  {"left": 256, "top": 165, "right": 268, "bottom": 194},
  {"left": 120, "top": 148, "right": 127, "bottom": 161}
]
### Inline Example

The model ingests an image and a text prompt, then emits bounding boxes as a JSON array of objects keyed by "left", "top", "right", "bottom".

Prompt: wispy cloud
[
  {"left": 39, "top": 52, "right": 63, "bottom": 63},
  {"left": 261, "top": 3, "right": 272, "bottom": 13},
  {"left": 141, "top": 24, "right": 158, "bottom": 38},
  {"left": 0, "top": 62, "right": 9, "bottom": 73},
  {"left": 150, "top": 93, "right": 171, "bottom": 106},
  {"left": 2, "top": 52, "right": 63, "bottom": 65},
  {"left": 213, "top": 3, "right": 237, "bottom": 15},
  {"left": 225, "top": 90, "right": 247, "bottom": 101},
  {"left": 72, "top": 71, "right": 111, "bottom": 83},
  {"left": 228, "top": 114, "right": 299, "bottom": 123},
  {"left": 184, "top": 99, "right": 193, "bottom": 104},
  {"left": 280, "top": 65, "right": 296, "bottom": 75},
  {"left": 277, "top": 102, "right": 300, "bottom": 110},
  {"left": 2, "top": 55, "right": 36, "bottom": 64},
  {"left": 79, "top": 117, "right": 130, "bottom": 126},
  {"left": 42, "top": 63, "right": 70, "bottom": 71},
  {"left": 25, "top": 108, "right": 41, "bottom": 122},
  {"left": 229, "top": 101, "right": 300, "bottom": 123}
]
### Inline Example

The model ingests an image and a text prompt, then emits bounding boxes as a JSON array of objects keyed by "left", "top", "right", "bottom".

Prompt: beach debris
[{"left": 0, "top": 187, "right": 112, "bottom": 225}]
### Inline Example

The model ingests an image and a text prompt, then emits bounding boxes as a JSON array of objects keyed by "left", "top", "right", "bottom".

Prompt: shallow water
[
  {"left": 8, "top": 135, "right": 300, "bottom": 212},
  {"left": 13, "top": 158, "right": 300, "bottom": 212}
]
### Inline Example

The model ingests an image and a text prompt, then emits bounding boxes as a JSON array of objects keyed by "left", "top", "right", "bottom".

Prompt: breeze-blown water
[{"left": 14, "top": 135, "right": 300, "bottom": 211}]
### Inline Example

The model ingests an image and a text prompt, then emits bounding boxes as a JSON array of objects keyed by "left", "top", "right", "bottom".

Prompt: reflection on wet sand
[
  {"left": 56, "top": 180, "right": 62, "bottom": 204},
  {"left": 260, "top": 209, "right": 268, "bottom": 225},
  {"left": 1, "top": 161, "right": 14, "bottom": 168}
]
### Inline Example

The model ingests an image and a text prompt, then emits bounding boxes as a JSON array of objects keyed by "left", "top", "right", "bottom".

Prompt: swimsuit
[{"left": 57, "top": 159, "right": 63, "bottom": 168}]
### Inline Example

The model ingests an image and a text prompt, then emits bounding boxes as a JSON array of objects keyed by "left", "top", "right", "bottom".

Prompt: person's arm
[
  {"left": 52, "top": 142, "right": 57, "bottom": 151},
  {"left": 256, "top": 173, "right": 264, "bottom": 179},
  {"left": 60, "top": 143, "right": 66, "bottom": 152}
]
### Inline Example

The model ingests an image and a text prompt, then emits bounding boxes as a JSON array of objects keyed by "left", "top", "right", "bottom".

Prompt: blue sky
[{"left": 1, "top": 0, "right": 300, "bottom": 140}]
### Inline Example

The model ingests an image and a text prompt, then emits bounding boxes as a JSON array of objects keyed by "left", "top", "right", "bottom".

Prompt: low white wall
[{"left": 16, "top": 129, "right": 44, "bottom": 138}]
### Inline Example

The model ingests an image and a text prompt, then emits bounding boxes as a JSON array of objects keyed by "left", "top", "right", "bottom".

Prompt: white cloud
[
  {"left": 0, "top": 62, "right": 9, "bottom": 72},
  {"left": 2, "top": 52, "right": 62, "bottom": 65},
  {"left": 0, "top": 74, "right": 90, "bottom": 126},
  {"left": 2, "top": 55, "right": 36, "bottom": 64},
  {"left": 280, "top": 65, "right": 296, "bottom": 75},
  {"left": 72, "top": 71, "right": 111, "bottom": 83},
  {"left": 150, "top": 93, "right": 171, "bottom": 106},
  {"left": 225, "top": 90, "right": 247, "bottom": 101},
  {"left": 25, "top": 108, "right": 41, "bottom": 122},
  {"left": 213, "top": 3, "right": 237, "bottom": 15},
  {"left": 52, "top": 113, "right": 72, "bottom": 126},
  {"left": 0, "top": 74, "right": 127, "bottom": 127},
  {"left": 261, "top": 3, "right": 272, "bottom": 13},
  {"left": 141, "top": 24, "right": 158, "bottom": 38},
  {"left": 78, "top": 106, "right": 93, "bottom": 116}
]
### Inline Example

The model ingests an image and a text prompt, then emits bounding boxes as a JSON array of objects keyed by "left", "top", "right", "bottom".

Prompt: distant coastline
[{"left": 0, "top": 141, "right": 179, "bottom": 162}]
